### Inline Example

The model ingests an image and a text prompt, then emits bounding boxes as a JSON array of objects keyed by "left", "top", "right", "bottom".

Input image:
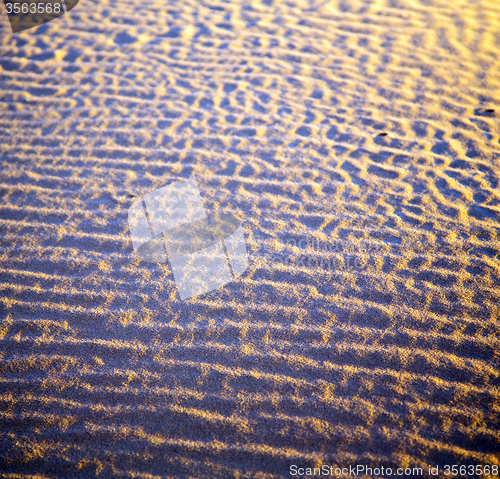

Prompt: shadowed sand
[{"left": 0, "top": 0, "right": 499, "bottom": 477}]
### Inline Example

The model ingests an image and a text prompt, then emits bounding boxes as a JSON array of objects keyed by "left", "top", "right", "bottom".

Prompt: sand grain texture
[{"left": 0, "top": 0, "right": 500, "bottom": 477}]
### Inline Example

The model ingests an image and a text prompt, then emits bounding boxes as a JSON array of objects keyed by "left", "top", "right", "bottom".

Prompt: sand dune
[{"left": 0, "top": 0, "right": 499, "bottom": 477}]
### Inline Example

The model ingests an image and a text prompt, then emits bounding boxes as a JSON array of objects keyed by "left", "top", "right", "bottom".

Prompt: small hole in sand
[{"left": 477, "top": 108, "right": 495, "bottom": 116}]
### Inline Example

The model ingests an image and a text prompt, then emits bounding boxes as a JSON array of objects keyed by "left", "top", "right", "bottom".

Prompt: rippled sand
[{"left": 1, "top": 0, "right": 499, "bottom": 477}]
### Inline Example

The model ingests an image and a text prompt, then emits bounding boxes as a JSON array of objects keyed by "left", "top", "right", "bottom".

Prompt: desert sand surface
[{"left": 0, "top": 0, "right": 500, "bottom": 477}]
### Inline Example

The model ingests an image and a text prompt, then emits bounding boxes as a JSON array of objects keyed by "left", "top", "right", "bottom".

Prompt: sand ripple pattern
[{"left": 1, "top": 0, "right": 500, "bottom": 477}]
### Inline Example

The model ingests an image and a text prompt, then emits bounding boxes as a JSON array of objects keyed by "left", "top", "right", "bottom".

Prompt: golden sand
[{"left": 0, "top": 0, "right": 499, "bottom": 477}]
